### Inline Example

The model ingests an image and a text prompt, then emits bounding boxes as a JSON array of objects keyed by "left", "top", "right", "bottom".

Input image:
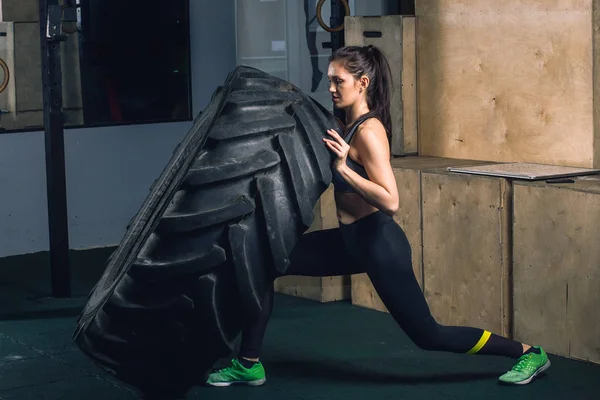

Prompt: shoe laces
[
  {"left": 513, "top": 353, "right": 534, "bottom": 372},
  {"left": 216, "top": 359, "right": 241, "bottom": 377}
]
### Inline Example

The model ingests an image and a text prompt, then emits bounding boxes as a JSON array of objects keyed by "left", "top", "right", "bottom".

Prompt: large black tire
[{"left": 73, "top": 66, "right": 338, "bottom": 398}]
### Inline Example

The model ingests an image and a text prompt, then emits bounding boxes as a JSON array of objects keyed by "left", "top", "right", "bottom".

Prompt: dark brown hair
[{"left": 329, "top": 45, "right": 393, "bottom": 139}]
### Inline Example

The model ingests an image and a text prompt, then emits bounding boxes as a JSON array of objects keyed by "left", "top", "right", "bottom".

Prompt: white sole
[
  {"left": 207, "top": 377, "right": 266, "bottom": 387},
  {"left": 501, "top": 359, "right": 551, "bottom": 385}
]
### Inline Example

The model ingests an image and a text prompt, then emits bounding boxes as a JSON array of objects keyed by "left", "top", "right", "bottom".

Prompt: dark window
[
  {"left": 77, "top": 0, "right": 192, "bottom": 126},
  {"left": 0, "top": 0, "right": 192, "bottom": 133}
]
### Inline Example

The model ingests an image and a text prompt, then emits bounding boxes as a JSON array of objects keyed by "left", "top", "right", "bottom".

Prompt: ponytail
[{"left": 329, "top": 45, "right": 393, "bottom": 140}]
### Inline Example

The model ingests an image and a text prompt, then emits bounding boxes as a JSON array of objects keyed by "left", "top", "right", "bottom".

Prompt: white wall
[{"left": 0, "top": 0, "right": 237, "bottom": 258}]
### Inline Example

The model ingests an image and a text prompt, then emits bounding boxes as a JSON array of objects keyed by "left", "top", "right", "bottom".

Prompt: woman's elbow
[{"left": 383, "top": 198, "right": 399, "bottom": 216}]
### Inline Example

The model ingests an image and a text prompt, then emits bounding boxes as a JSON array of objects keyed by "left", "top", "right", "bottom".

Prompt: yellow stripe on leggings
[{"left": 466, "top": 330, "right": 492, "bottom": 355}]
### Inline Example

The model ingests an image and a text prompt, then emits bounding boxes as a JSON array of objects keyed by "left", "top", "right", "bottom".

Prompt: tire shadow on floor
[{"left": 263, "top": 358, "right": 504, "bottom": 386}]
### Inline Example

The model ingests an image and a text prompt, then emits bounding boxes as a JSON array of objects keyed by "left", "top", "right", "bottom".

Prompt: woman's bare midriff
[{"left": 335, "top": 192, "right": 380, "bottom": 225}]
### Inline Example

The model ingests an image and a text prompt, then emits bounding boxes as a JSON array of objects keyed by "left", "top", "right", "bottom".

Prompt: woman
[{"left": 206, "top": 45, "right": 550, "bottom": 388}]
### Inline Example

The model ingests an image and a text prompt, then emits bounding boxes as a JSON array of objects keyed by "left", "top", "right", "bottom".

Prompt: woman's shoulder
[
  {"left": 357, "top": 116, "right": 384, "bottom": 130},
  {"left": 355, "top": 117, "right": 386, "bottom": 141}
]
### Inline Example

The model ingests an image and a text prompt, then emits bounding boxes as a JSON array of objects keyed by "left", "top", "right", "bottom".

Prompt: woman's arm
[{"left": 324, "top": 121, "right": 399, "bottom": 215}]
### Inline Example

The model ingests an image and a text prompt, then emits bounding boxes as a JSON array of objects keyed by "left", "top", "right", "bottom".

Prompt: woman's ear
[{"left": 360, "top": 75, "right": 370, "bottom": 92}]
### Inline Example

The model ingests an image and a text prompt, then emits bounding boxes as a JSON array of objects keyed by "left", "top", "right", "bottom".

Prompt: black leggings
[{"left": 239, "top": 211, "right": 523, "bottom": 359}]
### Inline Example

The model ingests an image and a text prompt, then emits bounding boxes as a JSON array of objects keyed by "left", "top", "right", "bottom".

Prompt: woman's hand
[{"left": 323, "top": 129, "right": 349, "bottom": 172}]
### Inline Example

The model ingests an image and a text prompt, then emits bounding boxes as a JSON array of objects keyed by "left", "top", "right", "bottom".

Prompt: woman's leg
[
  {"left": 354, "top": 216, "right": 519, "bottom": 356},
  {"left": 238, "top": 227, "right": 365, "bottom": 359},
  {"left": 349, "top": 213, "right": 549, "bottom": 384},
  {"left": 238, "top": 282, "right": 275, "bottom": 361},
  {"left": 206, "top": 227, "right": 365, "bottom": 386}
]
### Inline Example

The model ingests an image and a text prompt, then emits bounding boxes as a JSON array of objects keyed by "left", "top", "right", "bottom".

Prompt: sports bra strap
[{"left": 342, "top": 114, "right": 374, "bottom": 144}]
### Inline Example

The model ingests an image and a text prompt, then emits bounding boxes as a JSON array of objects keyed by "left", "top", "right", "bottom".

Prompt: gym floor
[{"left": 1, "top": 249, "right": 599, "bottom": 399}]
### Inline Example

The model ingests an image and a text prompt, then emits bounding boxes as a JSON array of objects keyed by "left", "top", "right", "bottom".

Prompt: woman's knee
[
  {"left": 411, "top": 332, "right": 442, "bottom": 351},
  {"left": 404, "top": 317, "right": 445, "bottom": 351}
]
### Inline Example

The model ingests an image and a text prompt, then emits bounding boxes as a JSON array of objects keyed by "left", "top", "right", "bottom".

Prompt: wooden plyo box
[
  {"left": 513, "top": 178, "right": 600, "bottom": 364},
  {"left": 344, "top": 15, "right": 418, "bottom": 157},
  {"left": 1, "top": 20, "right": 83, "bottom": 130},
  {"left": 274, "top": 185, "right": 351, "bottom": 302},
  {"left": 0, "top": 0, "right": 39, "bottom": 22},
  {"left": 350, "top": 157, "right": 495, "bottom": 314},
  {"left": 416, "top": 0, "right": 600, "bottom": 168},
  {"left": 0, "top": 21, "right": 15, "bottom": 127},
  {"left": 420, "top": 168, "right": 511, "bottom": 337},
  {"left": 13, "top": 22, "right": 83, "bottom": 111}
]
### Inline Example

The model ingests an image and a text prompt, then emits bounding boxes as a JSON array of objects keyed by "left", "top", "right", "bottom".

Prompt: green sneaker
[
  {"left": 206, "top": 358, "right": 266, "bottom": 387},
  {"left": 498, "top": 346, "right": 551, "bottom": 385}
]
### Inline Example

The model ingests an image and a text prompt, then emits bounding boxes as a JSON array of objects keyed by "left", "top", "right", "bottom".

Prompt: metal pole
[
  {"left": 330, "top": 0, "right": 345, "bottom": 51},
  {"left": 39, "top": 0, "right": 71, "bottom": 298}
]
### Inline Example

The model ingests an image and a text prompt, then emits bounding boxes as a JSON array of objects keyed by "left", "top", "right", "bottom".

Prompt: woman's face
[{"left": 327, "top": 60, "right": 363, "bottom": 109}]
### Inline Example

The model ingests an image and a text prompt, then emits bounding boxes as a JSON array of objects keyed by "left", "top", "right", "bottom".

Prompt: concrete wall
[
  {"left": 0, "top": 1, "right": 236, "bottom": 258},
  {"left": 353, "top": 0, "right": 386, "bottom": 16}
]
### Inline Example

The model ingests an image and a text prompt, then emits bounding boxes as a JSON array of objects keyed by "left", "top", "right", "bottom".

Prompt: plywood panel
[
  {"left": 0, "top": 21, "right": 15, "bottom": 129},
  {"left": 417, "top": 0, "right": 591, "bottom": 15},
  {"left": 402, "top": 17, "right": 418, "bottom": 154},
  {"left": 351, "top": 273, "right": 387, "bottom": 312},
  {"left": 392, "top": 168, "right": 423, "bottom": 287},
  {"left": 319, "top": 184, "right": 339, "bottom": 230},
  {"left": 390, "top": 155, "right": 489, "bottom": 169},
  {"left": 513, "top": 181, "right": 600, "bottom": 363},
  {"left": 321, "top": 275, "right": 351, "bottom": 302},
  {"left": 0, "top": 0, "right": 39, "bottom": 22},
  {"left": 274, "top": 274, "right": 350, "bottom": 302},
  {"left": 13, "top": 22, "right": 83, "bottom": 113},
  {"left": 14, "top": 22, "right": 41, "bottom": 112},
  {"left": 422, "top": 170, "right": 511, "bottom": 336},
  {"left": 594, "top": 0, "right": 600, "bottom": 168},
  {"left": 416, "top": 2, "right": 594, "bottom": 167}
]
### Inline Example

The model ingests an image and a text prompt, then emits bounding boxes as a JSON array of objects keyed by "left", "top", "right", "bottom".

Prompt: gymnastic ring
[
  {"left": 61, "top": 4, "right": 78, "bottom": 34},
  {"left": 316, "top": 0, "right": 350, "bottom": 33},
  {"left": 0, "top": 58, "right": 9, "bottom": 95}
]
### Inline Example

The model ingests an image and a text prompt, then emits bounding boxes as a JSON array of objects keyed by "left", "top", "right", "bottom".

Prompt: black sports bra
[{"left": 331, "top": 117, "right": 371, "bottom": 193}]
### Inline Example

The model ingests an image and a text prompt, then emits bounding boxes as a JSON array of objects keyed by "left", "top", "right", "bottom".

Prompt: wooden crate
[
  {"left": 513, "top": 178, "right": 600, "bottom": 364},
  {"left": 416, "top": 0, "right": 600, "bottom": 168},
  {"left": 344, "top": 15, "right": 418, "bottom": 156},
  {"left": 14, "top": 22, "right": 83, "bottom": 112},
  {"left": 1, "top": 21, "right": 83, "bottom": 130},
  {"left": 351, "top": 157, "right": 495, "bottom": 313},
  {"left": 421, "top": 168, "right": 511, "bottom": 337},
  {"left": 0, "top": 0, "right": 39, "bottom": 22},
  {"left": 0, "top": 22, "right": 15, "bottom": 128},
  {"left": 274, "top": 185, "right": 351, "bottom": 302}
]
